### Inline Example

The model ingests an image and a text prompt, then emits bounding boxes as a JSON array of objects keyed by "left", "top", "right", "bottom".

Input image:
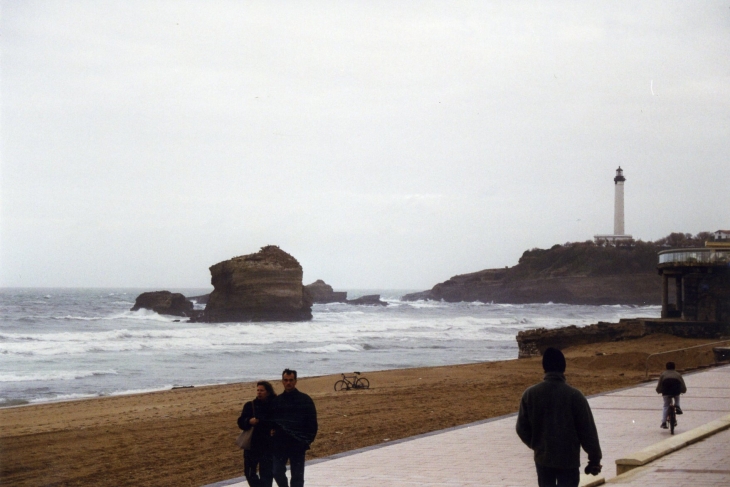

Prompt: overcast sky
[{"left": 2, "top": 1, "right": 729, "bottom": 290}]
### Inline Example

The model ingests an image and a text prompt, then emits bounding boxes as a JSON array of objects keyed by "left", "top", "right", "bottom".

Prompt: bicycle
[
  {"left": 660, "top": 376, "right": 683, "bottom": 435},
  {"left": 666, "top": 396, "right": 678, "bottom": 435},
  {"left": 334, "top": 372, "right": 370, "bottom": 391}
]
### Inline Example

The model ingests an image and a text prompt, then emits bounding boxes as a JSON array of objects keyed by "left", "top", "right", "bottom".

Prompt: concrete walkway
[
  {"left": 608, "top": 426, "right": 730, "bottom": 485},
  {"left": 210, "top": 365, "right": 730, "bottom": 487}
]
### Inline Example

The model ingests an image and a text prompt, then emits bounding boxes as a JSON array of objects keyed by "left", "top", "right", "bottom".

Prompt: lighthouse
[
  {"left": 614, "top": 166, "right": 626, "bottom": 235},
  {"left": 594, "top": 167, "right": 633, "bottom": 244}
]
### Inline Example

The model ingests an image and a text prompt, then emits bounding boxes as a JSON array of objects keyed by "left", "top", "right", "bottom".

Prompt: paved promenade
[
  {"left": 210, "top": 364, "right": 729, "bottom": 487},
  {"left": 607, "top": 427, "right": 730, "bottom": 485}
]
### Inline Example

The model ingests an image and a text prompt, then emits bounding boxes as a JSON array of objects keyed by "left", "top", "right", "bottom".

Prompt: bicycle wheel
[
  {"left": 355, "top": 378, "right": 370, "bottom": 389},
  {"left": 334, "top": 380, "right": 347, "bottom": 392},
  {"left": 669, "top": 406, "right": 676, "bottom": 435}
]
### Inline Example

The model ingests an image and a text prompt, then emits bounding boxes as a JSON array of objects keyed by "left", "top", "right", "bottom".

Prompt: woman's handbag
[{"left": 236, "top": 401, "right": 255, "bottom": 450}]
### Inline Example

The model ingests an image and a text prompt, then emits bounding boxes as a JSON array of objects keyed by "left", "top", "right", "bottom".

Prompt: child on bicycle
[{"left": 656, "top": 361, "right": 687, "bottom": 429}]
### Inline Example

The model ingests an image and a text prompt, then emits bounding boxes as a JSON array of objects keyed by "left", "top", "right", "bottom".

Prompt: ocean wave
[
  {"left": 0, "top": 369, "right": 118, "bottom": 382},
  {"left": 50, "top": 309, "right": 180, "bottom": 323},
  {"left": 399, "top": 300, "right": 450, "bottom": 309},
  {"left": 55, "top": 315, "right": 106, "bottom": 321},
  {"left": 283, "top": 344, "right": 364, "bottom": 354},
  {"left": 109, "top": 385, "right": 175, "bottom": 396},
  {"left": 28, "top": 392, "right": 101, "bottom": 404}
]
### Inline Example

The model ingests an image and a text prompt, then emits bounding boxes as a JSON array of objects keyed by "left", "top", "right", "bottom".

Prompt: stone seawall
[{"left": 516, "top": 319, "right": 730, "bottom": 358}]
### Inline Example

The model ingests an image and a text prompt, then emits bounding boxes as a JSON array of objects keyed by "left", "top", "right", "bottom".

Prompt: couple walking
[{"left": 237, "top": 369, "right": 318, "bottom": 487}]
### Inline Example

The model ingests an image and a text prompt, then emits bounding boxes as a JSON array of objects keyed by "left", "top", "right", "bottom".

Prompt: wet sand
[{"left": 0, "top": 334, "right": 721, "bottom": 486}]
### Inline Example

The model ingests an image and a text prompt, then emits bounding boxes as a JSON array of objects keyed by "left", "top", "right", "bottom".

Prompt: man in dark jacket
[
  {"left": 271, "top": 369, "right": 318, "bottom": 487},
  {"left": 516, "top": 347, "right": 602, "bottom": 487},
  {"left": 656, "top": 361, "right": 687, "bottom": 428}
]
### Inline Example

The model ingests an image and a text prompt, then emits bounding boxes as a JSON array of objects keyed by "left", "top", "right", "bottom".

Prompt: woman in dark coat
[{"left": 237, "top": 381, "right": 277, "bottom": 487}]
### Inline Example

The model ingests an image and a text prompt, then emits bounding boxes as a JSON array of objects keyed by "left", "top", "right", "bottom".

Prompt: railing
[
  {"left": 658, "top": 248, "right": 730, "bottom": 265},
  {"left": 644, "top": 339, "right": 730, "bottom": 378}
]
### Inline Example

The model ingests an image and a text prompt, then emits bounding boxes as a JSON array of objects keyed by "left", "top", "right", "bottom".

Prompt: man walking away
[
  {"left": 516, "top": 347, "right": 602, "bottom": 487},
  {"left": 271, "top": 369, "right": 318, "bottom": 487},
  {"left": 656, "top": 361, "right": 686, "bottom": 429}
]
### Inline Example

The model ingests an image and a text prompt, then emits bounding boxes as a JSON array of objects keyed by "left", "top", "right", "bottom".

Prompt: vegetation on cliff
[{"left": 511, "top": 232, "right": 713, "bottom": 280}]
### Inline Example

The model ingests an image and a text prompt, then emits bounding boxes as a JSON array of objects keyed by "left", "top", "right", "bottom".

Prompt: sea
[{"left": 0, "top": 288, "right": 661, "bottom": 407}]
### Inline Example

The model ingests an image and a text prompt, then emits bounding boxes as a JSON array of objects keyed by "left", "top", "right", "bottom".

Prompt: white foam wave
[
  {"left": 0, "top": 308, "right": 646, "bottom": 356},
  {"left": 109, "top": 385, "right": 174, "bottom": 396},
  {"left": 400, "top": 300, "right": 450, "bottom": 309},
  {"left": 285, "top": 344, "right": 363, "bottom": 354},
  {"left": 0, "top": 369, "right": 117, "bottom": 382},
  {"left": 52, "top": 309, "right": 179, "bottom": 323},
  {"left": 27, "top": 392, "right": 103, "bottom": 404}
]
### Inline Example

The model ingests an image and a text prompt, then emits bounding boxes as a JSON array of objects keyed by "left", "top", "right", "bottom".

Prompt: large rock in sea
[
  {"left": 200, "top": 246, "right": 312, "bottom": 322},
  {"left": 131, "top": 291, "right": 195, "bottom": 317},
  {"left": 346, "top": 294, "right": 388, "bottom": 306},
  {"left": 304, "top": 280, "right": 347, "bottom": 304}
]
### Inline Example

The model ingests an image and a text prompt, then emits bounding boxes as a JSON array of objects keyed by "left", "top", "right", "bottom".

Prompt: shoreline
[
  {"left": 0, "top": 356, "right": 522, "bottom": 416},
  {"left": 1, "top": 357, "right": 524, "bottom": 409}
]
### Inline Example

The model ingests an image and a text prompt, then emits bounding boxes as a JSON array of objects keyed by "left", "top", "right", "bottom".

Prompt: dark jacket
[
  {"left": 656, "top": 370, "right": 687, "bottom": 396},
  {"left": 237, "top": 397, "right": 274, "bottom": 453},
  {"left": 516, "top": 372, "right": 602, "bottom": 469},
  {"left": 271, "top": 388, "right": 318, "bottom": 451}
]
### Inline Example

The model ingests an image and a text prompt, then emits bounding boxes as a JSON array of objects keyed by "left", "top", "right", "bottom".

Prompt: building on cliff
[
  {"left": 594, "top": 166, "right": 633, "bottom": 245},
  {"left": 657, "top": 244, "right": 730, "bottom": 324}
]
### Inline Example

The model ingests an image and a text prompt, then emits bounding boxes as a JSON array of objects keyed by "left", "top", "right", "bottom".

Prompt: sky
[{"left": 2, "top": 1, "right": 729, "bottom": 290}]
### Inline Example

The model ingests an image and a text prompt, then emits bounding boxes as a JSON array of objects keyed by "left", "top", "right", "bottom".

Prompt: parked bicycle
[{"left": 334, "top": 372, "right": 370, "bottom": 391}]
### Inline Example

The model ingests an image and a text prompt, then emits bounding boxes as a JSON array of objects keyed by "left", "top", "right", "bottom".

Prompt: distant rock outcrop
[
  {"left": 303, "top": 280, "right": 388, "bottom": 306},
  {"left": 131, "top": 291, "right": 195, "bottom": 317},
  {"left": 196, "top": 246, "right": 312, "bottom": 322},
  {"left": 346, "top": 294, "right": 388, "bottom": 306},
  {"left": 304, "top": 280, "right": 347, "bottom": 304}
]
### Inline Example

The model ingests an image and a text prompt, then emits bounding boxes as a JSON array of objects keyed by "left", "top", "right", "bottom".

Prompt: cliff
[
  {"left": 403, "top": 239, "right": 669, "bottom": 305},
  {"left": 197, "top": 246, "right": 312, "bottom": 322}
]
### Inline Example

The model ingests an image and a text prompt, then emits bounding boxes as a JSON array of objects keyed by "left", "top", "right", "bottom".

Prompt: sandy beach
[{"left": 0, "top": 334, "right": 721, "bottom": 486}]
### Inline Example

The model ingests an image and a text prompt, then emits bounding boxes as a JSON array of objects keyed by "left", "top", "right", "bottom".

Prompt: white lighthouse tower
[
  {"left": 594, "top": 167, "right": 633, "bottom": 244},
  {"left": 614, "top": 166, "right": 626, "bottom": 235}
]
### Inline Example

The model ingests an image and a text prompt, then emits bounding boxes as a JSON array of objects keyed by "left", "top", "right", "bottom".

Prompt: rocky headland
[
  {"left": 194, "top": 245, "right": 312, "bottom": 322},
  {"left": 403, "top": 239, "right": 669, "bottom": 305},
  {"left": 403, "top": 272, "right": 660, "bottom": 305}
]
